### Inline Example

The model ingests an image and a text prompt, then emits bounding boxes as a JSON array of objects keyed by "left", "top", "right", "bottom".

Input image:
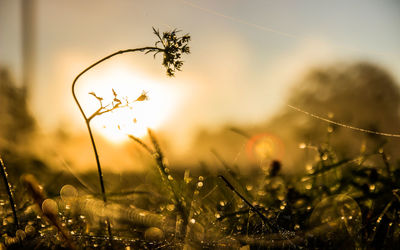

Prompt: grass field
[{"left": 1, "top": 127, "right": 400, "bottom": 249}]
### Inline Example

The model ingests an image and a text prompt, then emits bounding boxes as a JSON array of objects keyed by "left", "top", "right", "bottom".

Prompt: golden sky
[{"left": 1, "top": 0, "right": 400, "bottom": 150}]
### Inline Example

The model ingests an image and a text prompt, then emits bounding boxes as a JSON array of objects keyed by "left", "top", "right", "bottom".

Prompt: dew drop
[
  {"left": 310, "top": 194, "right": 362, "bottom": 239},
  {"left": 306, "top": 164, "right": 313, "bottom": 173},
  {"left": 60, "top": 185, "right": 78, "bottom": 202},
  {"left": 184, "top": 170, "right": 192, "bottom": 184},
  {"left": 166, "top": 204, "right": 175, "bottom": 211},
  {"left": 24, "top": 224, "right": 35, "bottom": 236},
  {"left": 15, "top": 230, "right": 26, "bottom": 241}
]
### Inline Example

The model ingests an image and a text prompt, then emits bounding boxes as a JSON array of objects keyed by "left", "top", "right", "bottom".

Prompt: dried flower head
[{"left": 152, "top": 27, "right": 191, "bottom": 77}]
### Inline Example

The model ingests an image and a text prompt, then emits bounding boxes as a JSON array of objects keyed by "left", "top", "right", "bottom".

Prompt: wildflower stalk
[
  {"left": 71, "top": 49, "right": 154, "bottom": 246},
  {"left": 0, "top": 156, "right": 19, "bottom": 230},
  {"left": 71, "top": 28, "right": 190, "bottom": 244}
]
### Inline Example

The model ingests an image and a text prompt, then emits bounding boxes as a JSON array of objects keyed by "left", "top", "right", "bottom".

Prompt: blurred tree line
[
  {"left": 190, "top": 62, "right": 400, "bottom": 172},
  {"left": 0, "top": 68, "right": 35, "bottom": 145},
  {"left": 0, "top": 67, "right": 49, "bottom": 187}
]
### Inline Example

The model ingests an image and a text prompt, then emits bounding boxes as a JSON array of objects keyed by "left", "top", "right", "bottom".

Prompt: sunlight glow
[{"left": 77, "top": 65, "right": 182, "bottom": 143}]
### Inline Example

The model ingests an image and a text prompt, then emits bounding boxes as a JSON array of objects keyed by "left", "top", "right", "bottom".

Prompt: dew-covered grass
[{"left": 1, "top": 129, "right": 400, "bottom": 249}]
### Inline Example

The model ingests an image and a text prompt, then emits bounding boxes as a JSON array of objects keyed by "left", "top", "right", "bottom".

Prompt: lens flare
[{"left": 246, "top": 133, "right": 285, "bottom": 162}]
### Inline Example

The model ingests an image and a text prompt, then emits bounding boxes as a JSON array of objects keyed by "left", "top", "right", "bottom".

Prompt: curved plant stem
[
  {"left": 0, "top": 156, "right": 19, "bottom": 230},
  {"left": 71, "top": 47, "right": 163, "bottom": 246}
]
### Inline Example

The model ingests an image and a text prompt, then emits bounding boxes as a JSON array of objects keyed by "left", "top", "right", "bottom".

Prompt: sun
[{"left": 77, "top": 65, "right": 182, "bottom": 143}]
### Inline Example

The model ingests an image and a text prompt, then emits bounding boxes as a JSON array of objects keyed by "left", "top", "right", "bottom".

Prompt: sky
[{"left": 1, "top": 0, "right": 400, "bottom": 150}]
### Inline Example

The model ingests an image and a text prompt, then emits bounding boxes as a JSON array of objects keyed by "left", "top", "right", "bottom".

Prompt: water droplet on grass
[
  {"left": 369, "top": 184, "right": 376, "bottom": 191},
  {"left": 15, "top": 230, "right": 26, "bottom": 241},
  {"left": 166, "top": 204, "right": 175, "bottom": 211},
  {"left": 60, "top": 185, "right": 78, "bottom": 202}
]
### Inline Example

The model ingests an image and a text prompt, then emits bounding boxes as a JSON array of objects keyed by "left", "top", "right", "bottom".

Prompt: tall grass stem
[{"left": 0, "top": 156, "right": 19, "bottom": 230}]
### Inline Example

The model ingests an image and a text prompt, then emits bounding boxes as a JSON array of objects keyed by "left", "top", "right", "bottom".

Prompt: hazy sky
[{"left": 1, "top": 0, "right": 400, "bottom": 148}]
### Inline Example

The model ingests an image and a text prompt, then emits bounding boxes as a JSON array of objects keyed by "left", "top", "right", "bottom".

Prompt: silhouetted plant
[
  {"left": 71, "top": 27, "right": 190, "bottom": 244},
  {"left": 87, "top": 89, "right": 148, "bottom": 123}
]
